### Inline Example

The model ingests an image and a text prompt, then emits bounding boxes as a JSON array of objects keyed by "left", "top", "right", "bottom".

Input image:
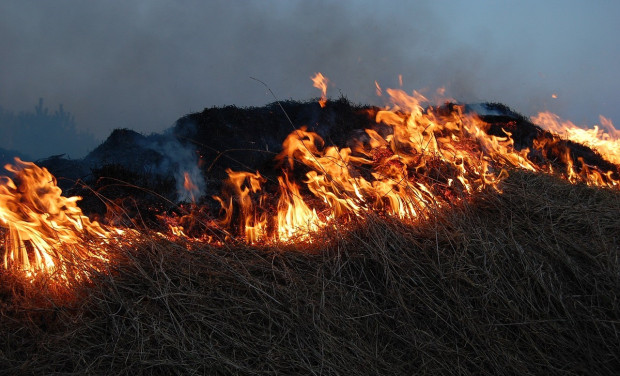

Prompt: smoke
[
  {"left": 0, "top": 0, "right": 618, "bottom": 143},
  {"left": 136, "top": 128, "right": 206, "bottom": 203},
  {"left": 158, "top": 135, "right": 205, "bottom": 204}
]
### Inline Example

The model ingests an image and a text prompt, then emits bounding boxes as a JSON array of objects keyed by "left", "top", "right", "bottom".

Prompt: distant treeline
[{"left": 0, "top": 99, "right": 97, "bottom": 160}]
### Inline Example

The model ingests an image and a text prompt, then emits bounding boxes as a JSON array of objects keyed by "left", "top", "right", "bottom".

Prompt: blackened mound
[
  {"left": 35, "top": 99, "right": 619, "bottom": 220},
  {"left": 172, "top": 97, "right": 378, "bottom": 178}
]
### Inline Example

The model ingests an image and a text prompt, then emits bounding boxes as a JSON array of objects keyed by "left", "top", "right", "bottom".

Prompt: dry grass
[{"left": 0, "top": 171, "right": 619, "bottom": 375}]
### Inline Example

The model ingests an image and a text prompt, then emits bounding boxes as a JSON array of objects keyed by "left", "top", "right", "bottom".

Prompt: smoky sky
[{"left": 0, "top": 0, "right": 618, "bottom": 157}]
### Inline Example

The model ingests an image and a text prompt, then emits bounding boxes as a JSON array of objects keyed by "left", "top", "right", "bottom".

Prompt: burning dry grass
[{"left": 0, "top": 171, "right": 618, "bottom": 375}]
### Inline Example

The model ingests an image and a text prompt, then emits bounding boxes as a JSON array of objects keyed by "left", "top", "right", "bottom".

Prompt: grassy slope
[{"left": 0, "top": 171, "right": 619, "bottom": 375}]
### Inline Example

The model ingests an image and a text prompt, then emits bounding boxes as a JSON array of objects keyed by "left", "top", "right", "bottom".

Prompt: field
[{"left": 1, "top": 170, "right": 618, "bottom": 375}]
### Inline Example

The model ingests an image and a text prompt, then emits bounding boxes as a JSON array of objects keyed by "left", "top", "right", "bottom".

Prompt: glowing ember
[
  {"left": 311, "top": 72, "right": 329, "bottom": 108},
  {"left": 169, "top": 225, "right": 187, "bottom": 237}
]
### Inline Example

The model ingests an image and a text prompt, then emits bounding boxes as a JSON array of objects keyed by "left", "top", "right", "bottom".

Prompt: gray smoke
[
  {"left": 0, "top": 0, "right": 618, "bottom": 152},
  {"left": 137, "top": 130, "right": 205, "bottom": 203}
]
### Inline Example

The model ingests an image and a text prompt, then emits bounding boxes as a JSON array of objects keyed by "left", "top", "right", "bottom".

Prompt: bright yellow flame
[
  {"left": 276, "top": 172, "right": 326, "bottom": 242},
  {"left": 2, "top": 74, "right": 619, "bottom": 283},
  {"left": 212, "top": 83, "right": 618, "bottom": 243},
  {"left": 533, "top": 112, "right": 620, "bottom": 165},
  {"left": 0, "top": 158, "right": 113, "bottom": 280}
]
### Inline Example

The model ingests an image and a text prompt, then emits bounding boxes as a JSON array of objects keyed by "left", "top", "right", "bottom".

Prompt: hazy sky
[{"left": 1, "top": 0, "right": 618, "bottom": 147}]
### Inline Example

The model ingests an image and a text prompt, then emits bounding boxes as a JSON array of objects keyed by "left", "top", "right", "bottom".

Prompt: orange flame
[
  {"left": 533, "top": 112, "right": 620, "bottom": 165},
  {"left": 2, "top": 75, "right": 619, "bottom": 285},
  {"left": 0, "top": 158, "right": 113, "bottom": 280},
  {"left": 183, "top": 172, "right": 199, "bottom": 203},
  {"left": 213, "top": 169, "right": 267, "bottom": 244},
  {"left": 375, "top": 80, "right": 382, "bottom": 97},
  {"left": 210, "top": 82, "right": 618, "bottom": 243},
  {"left": 276, "top": 171, "right": 326, "bottom": 241},
  {"left": 312, "top": 72, "right": 329, "bottom": 108}
]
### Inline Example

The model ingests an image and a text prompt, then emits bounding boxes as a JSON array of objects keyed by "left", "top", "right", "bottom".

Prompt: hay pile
[{"left": 1, "top": 171, "right": 619, "bottom": 375}]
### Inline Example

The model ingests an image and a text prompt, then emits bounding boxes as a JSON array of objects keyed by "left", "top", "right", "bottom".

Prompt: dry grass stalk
[{"left": 0, "top": 171, "right": 618, "bottom": 375}]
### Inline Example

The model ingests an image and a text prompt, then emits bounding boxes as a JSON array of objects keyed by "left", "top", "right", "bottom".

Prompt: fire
[
  {"left": 213, "top": 169, "right": 267, "bottom": 244},
  {"left": 276, "top": 171, "right": 326, "bottom": 241},
  {"left": 311, "top": 72, "right": 329, "bottom": 108},
  {"left": 183, "top": 172, "right": 199, "bottom": 203},
  {"left": 1, "top": 72, "right": 618, "bottom": 285},
  {"left": 211, "top": 75, "right": 618, "bottom": 243},
  {"left": 533, "top": 112, "right": 620, "bottom": 166},
  {"left": 0, "top": 158, "right": 114, "bottom": 280},
  {"left": 273, "top": 87, "right": 538, "bottom": 222}
]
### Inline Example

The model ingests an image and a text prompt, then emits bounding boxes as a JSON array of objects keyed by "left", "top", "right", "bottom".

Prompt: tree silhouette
[{"left": 0, "top": 99, "right": 97, "bottom": 159}]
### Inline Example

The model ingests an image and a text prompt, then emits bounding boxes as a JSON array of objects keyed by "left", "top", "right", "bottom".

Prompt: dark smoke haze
[{"left": 0, "top": 1, "right": 618, "bottom": 158}]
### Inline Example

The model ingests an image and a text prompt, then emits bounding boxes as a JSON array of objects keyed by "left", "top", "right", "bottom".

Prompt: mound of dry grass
[{"left": 0, "top": 171, "right": 619, "bottom": 375}]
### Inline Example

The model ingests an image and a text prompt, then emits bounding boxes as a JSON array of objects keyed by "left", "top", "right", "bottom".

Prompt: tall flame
[
  {"left": 213, "top": 169, "right": 267, "bottom": 244},
  {"left": 276, "top": 171, "right": 326, "bottom": 241},
  {"left": 1, "top": 73, "right": 619, "bottom": 284},
  {"left": 0, "top": 158, "right": 111, "bottom": 279},
  {"left": 311, "top": 72, "right": 329, "bottom": 108},
  {"left": 210, "top": 74, "right": 618, "bottom": 243}
]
